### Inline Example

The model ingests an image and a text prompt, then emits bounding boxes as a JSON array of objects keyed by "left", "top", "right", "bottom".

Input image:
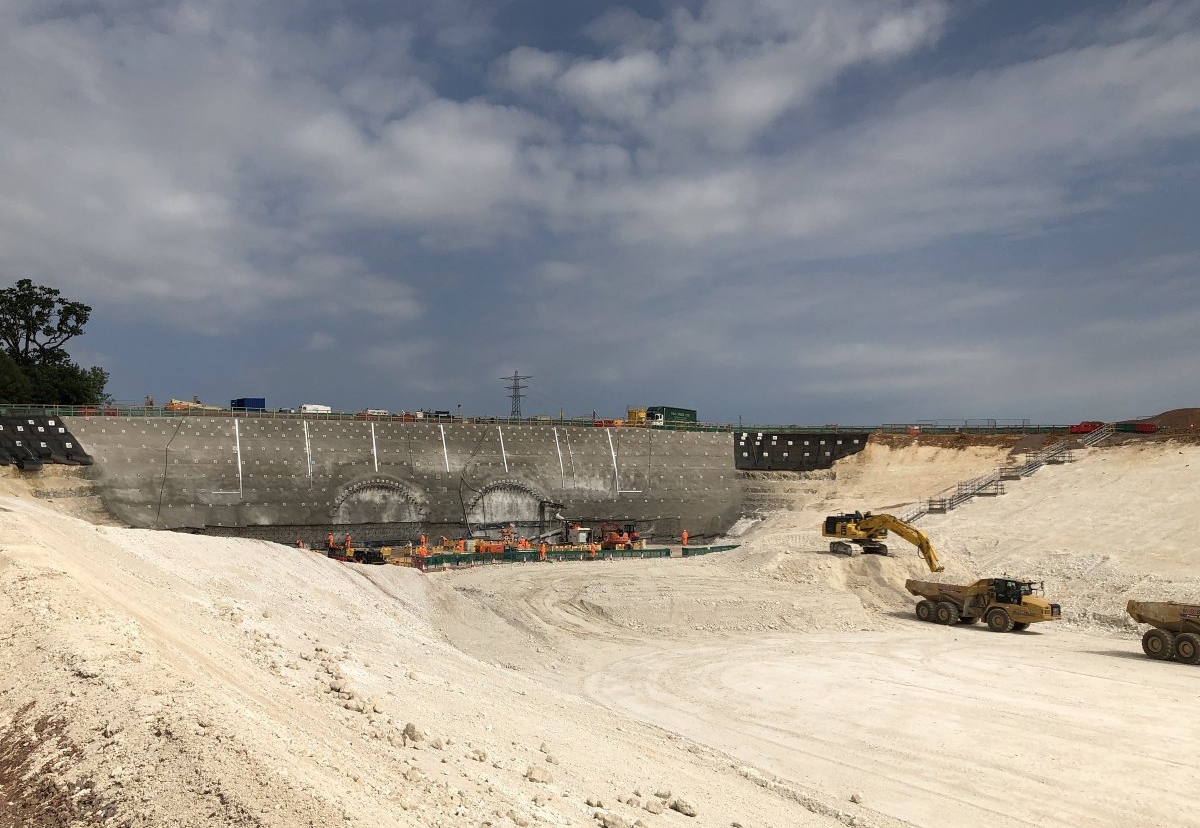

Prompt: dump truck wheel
[
  {"left": 1011, "top": 622, "right": 1029, "bottom": 631},
  {"left": 1141, "top": 629, "right": 1175, "bottom": 660},
  {"left": 1174, "top": 633, "right": 1200, "bottom": 664},
  {"left": 915, "top": 600, "right": 934, "bottom": 622},
  {"left": 986, "top": 608, "right": 1014, "bottom": 633},
  {"left": 934, "top": 602, "right": 959, "bottom": 625}
]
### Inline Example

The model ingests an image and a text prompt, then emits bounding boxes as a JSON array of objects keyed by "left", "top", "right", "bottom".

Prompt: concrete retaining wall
[{"left": 65, "top": 417, "right": 743, "bottom": 542}]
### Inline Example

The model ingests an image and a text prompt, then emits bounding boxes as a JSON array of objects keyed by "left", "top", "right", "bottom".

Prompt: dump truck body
[
  {"left": 1126, "top": 600, "right": 1200, "bottom": 664},
  {"left": 905, "top": 578, "right": 1061, "bottom": 632},
  {"left": 1126, "top": 600, "right": 1200, "bottom": 633}
]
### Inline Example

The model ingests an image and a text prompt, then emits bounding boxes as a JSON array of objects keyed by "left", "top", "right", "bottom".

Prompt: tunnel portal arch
[
  {"left": 332, "top": 477, "right": 425, "bottom": 525},
  {"left": 466, "top": 479, "right": 545, "bottom": 528}
]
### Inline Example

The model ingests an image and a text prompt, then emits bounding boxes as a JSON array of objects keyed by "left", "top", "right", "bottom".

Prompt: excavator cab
[
  {"left": 823, "top": 513, "right": 887, "bottom": 541},
  {"left": 823, "top": 515, "right": 846, "bottom": 535}
]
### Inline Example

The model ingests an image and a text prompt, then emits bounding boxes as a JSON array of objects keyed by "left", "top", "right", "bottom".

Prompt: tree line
[{"left": 0, "top": 279, "right": 109, "bottom": 405}]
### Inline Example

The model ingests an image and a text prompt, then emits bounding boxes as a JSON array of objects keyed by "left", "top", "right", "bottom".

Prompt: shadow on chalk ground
[
  {"left": 1081, "top": 649, "right": 1154, "bottom": 662},
  {"left": 878, "top": 609, "right": 1054, "bottom": 634}
]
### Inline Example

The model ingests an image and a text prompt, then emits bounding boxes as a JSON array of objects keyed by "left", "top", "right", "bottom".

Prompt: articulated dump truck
[
  {"left": 1126, "top": 600, "right": 1200, "bottom": 664},
  {"left": 905, "top": 578, "right": 1062, "bottom": 632}
]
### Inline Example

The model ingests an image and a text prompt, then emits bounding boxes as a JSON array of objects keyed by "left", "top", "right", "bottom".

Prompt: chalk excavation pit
[{"left": 2, "top": 437, "right": 1198, "bottom": 828}]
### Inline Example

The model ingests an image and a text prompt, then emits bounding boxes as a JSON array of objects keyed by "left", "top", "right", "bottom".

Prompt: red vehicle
[
  {"left": 598, "top": 522, "right": 640, "bottom": 550},
  {"left": 1069, "top": 421, "right": 1104, "bottom": 434}
]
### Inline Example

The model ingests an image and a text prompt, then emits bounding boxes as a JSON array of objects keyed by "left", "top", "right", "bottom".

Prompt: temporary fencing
[
  {"left": 409, "top": 544, "right": 684, "bottom": 572},
  {"left": 680, "top": 544, "right": 740, "bottom": 558}
]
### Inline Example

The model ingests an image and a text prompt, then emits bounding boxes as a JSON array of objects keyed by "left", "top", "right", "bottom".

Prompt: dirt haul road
[
  {"left": 3, "top": 438, "right": 1200, "bottom": 828},
  {"left": 437, "top": 557, "right": 1196, "bottom": 828},
  {"left": 436, "top": 439, "right": 1200, "bottom": 828},
  {"left": 587, "top": 626, "right": 1196, "bottom": 828}
]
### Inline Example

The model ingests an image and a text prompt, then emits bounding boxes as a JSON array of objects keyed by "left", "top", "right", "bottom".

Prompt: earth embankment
[{"left": 3, "top": 436, "right": 1198, "bottom": 828}]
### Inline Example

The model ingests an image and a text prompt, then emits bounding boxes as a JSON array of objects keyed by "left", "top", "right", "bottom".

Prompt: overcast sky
[{"left": 2, "top": 0, "right": 1198, "bottom": 425}]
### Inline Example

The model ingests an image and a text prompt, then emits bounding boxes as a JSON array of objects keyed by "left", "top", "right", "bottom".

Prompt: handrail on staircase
[{"left": 895, "top": 422, "right": 1116, "bottom": 524}]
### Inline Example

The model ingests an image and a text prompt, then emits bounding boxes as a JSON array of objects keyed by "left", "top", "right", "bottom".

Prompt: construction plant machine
[
  {"left": 598, "top": 522, "right": 641, "bottom": 550},
  {"left": 822, "top": 512, "right": 944, "bottom": 572},
  {"left": 905, "top": 578, "right": 1062, "bottom": 631},
  {"left": 1126, "top": 600, "right": 1200, "bottom": 664}
]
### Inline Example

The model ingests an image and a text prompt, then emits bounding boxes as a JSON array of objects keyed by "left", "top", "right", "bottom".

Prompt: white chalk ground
[{"left": 1, "top": 439, "right": 1198, "bottom": 828}]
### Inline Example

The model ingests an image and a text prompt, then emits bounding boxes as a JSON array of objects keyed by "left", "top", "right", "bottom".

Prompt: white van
[{"left": 299, "top": 404, "right": 332, "bottom": 414}]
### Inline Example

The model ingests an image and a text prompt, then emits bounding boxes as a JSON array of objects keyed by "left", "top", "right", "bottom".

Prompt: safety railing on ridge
[
  {"left": 901, "top": 423, "right": 1116, "bottom": 523},
  {"left": 0, "top": 404, "right": 1075, "bottom": 436}
]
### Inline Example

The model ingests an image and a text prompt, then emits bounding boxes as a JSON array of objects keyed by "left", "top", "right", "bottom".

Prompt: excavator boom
[
  {"left": 822, "top": 512, "right": 944, "bottom": 572},
  {"left": 861, "top": 514, "right": 943, "bottom": 572}
]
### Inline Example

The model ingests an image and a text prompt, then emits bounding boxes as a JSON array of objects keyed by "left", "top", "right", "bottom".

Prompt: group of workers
[
  {"left": 512, "top": 536, "right": 551, "bottom": 560},
  {"left": 308, "top": 532, "right": 354, "bottom": 556},
  {"left": 298, "top": 527, "right": 691, "bottom": 561}
]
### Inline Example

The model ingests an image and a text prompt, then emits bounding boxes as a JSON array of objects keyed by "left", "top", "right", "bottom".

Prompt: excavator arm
[{"left": 858, "top": 514, "right": 944, "bottom": 572}]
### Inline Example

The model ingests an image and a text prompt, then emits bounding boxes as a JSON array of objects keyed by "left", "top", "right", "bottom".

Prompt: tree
[
  {"left": 0, "top": 350, "right": 31, "bottom": 403},
  {"left": 0, "top": 279, "right": 108, "bottom": 405},
  {"left": 0, "top": 279, "right": 91, "bottom": 367},
  {"left": 22, "top": 363, "right": 110, "bottom": 406}
]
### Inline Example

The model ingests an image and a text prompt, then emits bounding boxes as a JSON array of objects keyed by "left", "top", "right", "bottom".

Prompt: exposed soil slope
[
  {"left": 3, "top": 436, "right": 1199, "bottom": 828},
  {"left": 0, "top": 473, "right": 857, "bottom": 828}
]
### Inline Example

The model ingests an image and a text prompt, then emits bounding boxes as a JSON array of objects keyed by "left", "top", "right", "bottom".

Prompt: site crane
[{"left": 821, "top": 512, "right": 945, "bottom": 572}]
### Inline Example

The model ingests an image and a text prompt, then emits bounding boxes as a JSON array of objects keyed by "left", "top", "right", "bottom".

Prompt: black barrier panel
[
  {"left": 734, "top": 431, "right": 866, "bottom": 471},
  {"left": 0, "top": 416, "right": 92, "bottom": 467}
]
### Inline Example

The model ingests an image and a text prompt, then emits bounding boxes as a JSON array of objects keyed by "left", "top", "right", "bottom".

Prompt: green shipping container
[{"left": 646, "top": 406, "right": 697, "bottom": 425}]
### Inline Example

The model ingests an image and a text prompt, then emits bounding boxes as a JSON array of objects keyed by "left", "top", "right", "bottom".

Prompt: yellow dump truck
[
  {"left": 1126, "top": 600, "right": 1200, "bottom": 664},
  {"left": 905, "top": 578, "right": 1062, "bottom": 632}
]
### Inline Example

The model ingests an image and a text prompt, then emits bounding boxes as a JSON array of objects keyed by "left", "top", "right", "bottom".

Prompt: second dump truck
[
  {"left": 905, "top": 578, "right": 1062, "bottom": 632},
  {"left": 1126, "top": 600, "right": 1200, "bottom": 664}
]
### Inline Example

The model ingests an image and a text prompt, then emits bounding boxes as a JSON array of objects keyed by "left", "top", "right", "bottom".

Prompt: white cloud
[
  {"left": 289, "top": 99, "right": 553, "bottom": 227},
  {"left": 492, "top": 46, "right": 565, "bottom": 91},
  {"left": 531, "top": 0, "right": 950, "bottom": 151},
  {"left": 548, "top": 4, "right": 1200, "bottom": 257},
  {"left": 557, "top": 52, "right": 665, "bottom": 121},
  {"left": 583, "top": 8, "right": 664, "bottom": 52},
  {"left": 1, "top": 1, "right": 1198, "bottom": 420}
]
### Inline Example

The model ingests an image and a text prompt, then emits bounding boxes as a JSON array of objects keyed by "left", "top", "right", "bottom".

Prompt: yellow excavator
[{"left": 821, "top": 512, "right": 944, "bottom": 572}]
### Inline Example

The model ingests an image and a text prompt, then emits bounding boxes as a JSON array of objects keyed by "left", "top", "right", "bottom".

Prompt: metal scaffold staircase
[{"left": 897, "top": 423, "right": 1116, "bottom": 523}]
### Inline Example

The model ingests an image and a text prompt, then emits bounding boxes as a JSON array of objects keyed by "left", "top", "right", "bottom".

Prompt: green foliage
[
  {"left": 22, "top": 363, "right": 111, "bottom": 406},
  {"left": 0, "top": 279, "right": 108, "bottom": 405},
  {"left": 0, "top": 351, "right": 32, "bottom": 403},
  {"left": 0, "top": 279, "right": 91, "bottom": 366}
]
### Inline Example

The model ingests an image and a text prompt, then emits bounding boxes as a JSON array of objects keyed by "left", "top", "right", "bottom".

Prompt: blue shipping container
[{"left": 231, "top": 397, "right": 267, "bottom": 411}]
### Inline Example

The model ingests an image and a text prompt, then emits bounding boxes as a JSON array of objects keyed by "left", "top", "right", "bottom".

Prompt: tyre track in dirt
[{"left": 580, "top": 627, "right": 1198, "bottom": 828}]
